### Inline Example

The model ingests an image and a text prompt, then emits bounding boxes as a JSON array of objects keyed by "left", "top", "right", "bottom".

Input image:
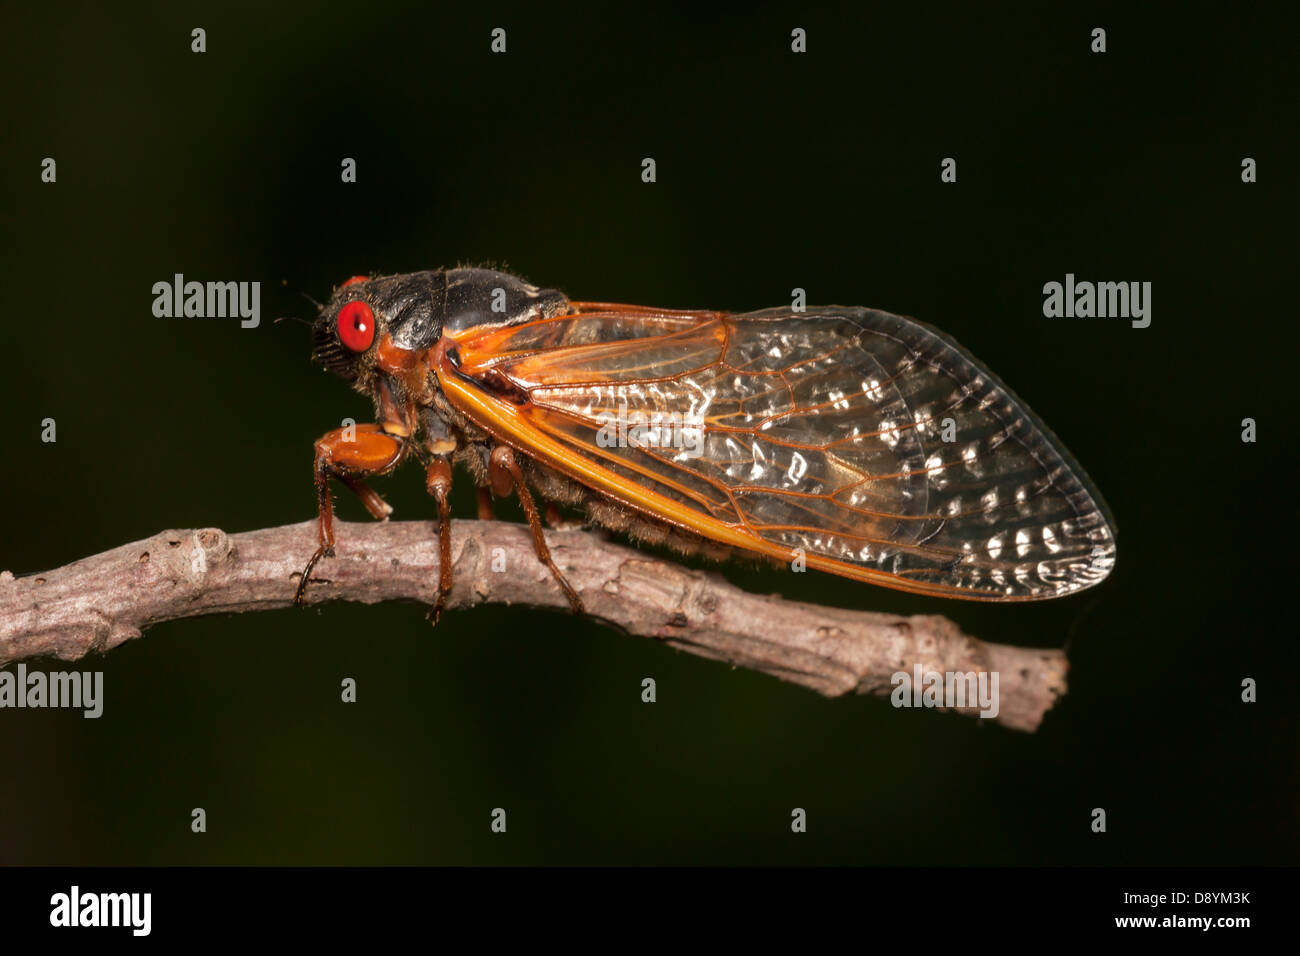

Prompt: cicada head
[
  {"left": 313, "top": 268, "right": 572, "bottom": 385},
  {"left": 311, "top": 272, "right": 443, "bottom": 384}
]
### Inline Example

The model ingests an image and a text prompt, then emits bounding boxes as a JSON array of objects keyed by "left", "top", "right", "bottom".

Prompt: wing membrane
[{"left": 444, "top": 306, "right": 1116, "bottom": 600}]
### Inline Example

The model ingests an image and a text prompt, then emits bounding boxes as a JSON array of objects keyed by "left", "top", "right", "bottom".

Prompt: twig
[{"left": 0, "top": 520, "right": 1066, "bottom": 731}]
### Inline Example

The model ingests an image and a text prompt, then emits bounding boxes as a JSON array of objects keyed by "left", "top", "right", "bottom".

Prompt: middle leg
[{"left": 424, "top": 456, "right": 455, "bottom": 624}]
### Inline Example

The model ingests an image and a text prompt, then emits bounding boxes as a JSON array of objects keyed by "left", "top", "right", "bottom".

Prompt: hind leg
[{"left": 488, "top": 445, "right": 585, "bottom": 614}]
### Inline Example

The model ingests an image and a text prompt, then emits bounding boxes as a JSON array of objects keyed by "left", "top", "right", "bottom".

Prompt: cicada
[{"left": 294, "top": 267, "right": 1116, "bottom": 619}]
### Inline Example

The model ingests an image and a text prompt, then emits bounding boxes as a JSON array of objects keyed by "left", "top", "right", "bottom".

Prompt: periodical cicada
[{"left": 294, "top": 267, "right": 1116, "bottom": 620}]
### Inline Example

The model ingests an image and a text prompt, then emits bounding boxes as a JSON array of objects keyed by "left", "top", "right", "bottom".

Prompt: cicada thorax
[{"left": 298, "top": 268, "right": 588, "bottom": 619}]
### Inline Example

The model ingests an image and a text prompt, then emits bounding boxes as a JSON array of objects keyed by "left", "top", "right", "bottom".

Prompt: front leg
[{"left": 294, "top": 424, "right": 407, "bottom": 606}]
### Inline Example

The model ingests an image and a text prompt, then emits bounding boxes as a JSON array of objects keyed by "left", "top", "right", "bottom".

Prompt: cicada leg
[
  {"left": 476, "top": 486, "right": 495, "bottom": 521},
  {"left": 488, "top": 445, "right": 585, "bottom": 614},
  {"left": 294, "top": 424, "right": 407, "bottom": 606},
  {"left": 424, "top": 457, "right": 454, "bottom": 624},
  {"left": 339, "top": 475, "right": 394, "bottom": 521}
]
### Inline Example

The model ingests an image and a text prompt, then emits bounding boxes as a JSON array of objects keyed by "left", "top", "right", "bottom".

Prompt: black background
[{"left": 2, "top": 1, "right": 1295, "bottom": 865}]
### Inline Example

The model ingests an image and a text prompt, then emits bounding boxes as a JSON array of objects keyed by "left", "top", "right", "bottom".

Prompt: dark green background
[{"left": 2, "top": 1, "right": 1295, "bottom": 864}]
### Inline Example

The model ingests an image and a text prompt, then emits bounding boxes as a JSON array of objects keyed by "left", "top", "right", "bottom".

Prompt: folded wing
[{"left": 444, "top": 305, "right": 1116, "bottom": 600}]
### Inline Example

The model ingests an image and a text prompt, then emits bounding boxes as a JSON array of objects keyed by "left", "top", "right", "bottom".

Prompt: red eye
[
  {"left": 341, "top": 275, "right": 368, "bottom": 288},
  {"left": 336, "top": 300, "right": 375, "bottom": 352}
]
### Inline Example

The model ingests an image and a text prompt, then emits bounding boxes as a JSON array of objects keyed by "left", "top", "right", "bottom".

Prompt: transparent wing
[{"left": 446, "top": 305, "right": 1116, "bottom": 600}]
